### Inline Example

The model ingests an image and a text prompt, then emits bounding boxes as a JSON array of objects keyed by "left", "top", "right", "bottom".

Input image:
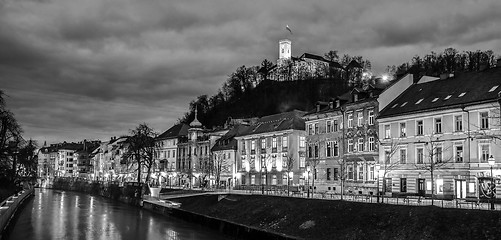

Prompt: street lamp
[
  {"left": 306, "top": 165, "right": 311, "bottom": 198},
  {"left": 488, "top": 155, "right": 495, "bottom": 210}
]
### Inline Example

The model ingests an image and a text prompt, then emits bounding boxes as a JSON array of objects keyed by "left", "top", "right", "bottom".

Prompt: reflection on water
[{"left": 9, "top": 189, "right": 228, "bottom": 240}]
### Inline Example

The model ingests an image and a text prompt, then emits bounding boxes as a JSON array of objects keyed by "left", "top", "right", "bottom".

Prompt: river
[{"left": 9, "top": 188, "right": 230, "bottom": 240}]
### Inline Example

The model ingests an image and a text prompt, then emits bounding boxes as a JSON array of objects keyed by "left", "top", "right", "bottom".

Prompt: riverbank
[{"left": 172, "top": 194, "right": 501, "bottom": 240}]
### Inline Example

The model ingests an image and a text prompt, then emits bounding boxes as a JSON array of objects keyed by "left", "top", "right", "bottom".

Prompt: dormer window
[
  {"left": 336, "top": 100, "right": 340, "bottom": 108},
  {"left": 354, "top": 94, "right": 359, "bottom": 102}
]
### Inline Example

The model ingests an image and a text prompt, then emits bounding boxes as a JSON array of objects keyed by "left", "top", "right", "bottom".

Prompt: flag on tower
[{"left": 286, "top": 25, "right": 292, "bottom": 35}]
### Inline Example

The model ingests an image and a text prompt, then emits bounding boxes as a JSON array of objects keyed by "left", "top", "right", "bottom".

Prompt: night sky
[{"left": 1, "top": 0, "right": 500, "bottom": 144}]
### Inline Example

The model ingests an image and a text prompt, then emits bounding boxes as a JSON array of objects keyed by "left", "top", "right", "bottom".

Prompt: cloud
[{"left": 0, "top": 0, "right": 500, "bottom": 143}]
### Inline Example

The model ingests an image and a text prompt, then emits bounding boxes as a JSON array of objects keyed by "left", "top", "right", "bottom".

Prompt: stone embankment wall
[
  {"left": 0, "top": 189, "right": 34, "bottom": 239},
  {"left": 51, "top": 178, "right": 143, "bottom": 206}
]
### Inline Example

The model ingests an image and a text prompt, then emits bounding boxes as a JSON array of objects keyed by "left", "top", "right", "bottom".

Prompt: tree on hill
[{"left": 387, "top": 48, "right": 497, "bottom": 78}]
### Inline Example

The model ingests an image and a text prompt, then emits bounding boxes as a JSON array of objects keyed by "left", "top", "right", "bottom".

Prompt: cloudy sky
[{"left": 1, "top": 0, "right": 500, "bottom": 144}]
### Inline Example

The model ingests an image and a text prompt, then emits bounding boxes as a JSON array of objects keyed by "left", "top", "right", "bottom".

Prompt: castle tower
[{"left": 278, "top": 39, "right": 291, "bottom": 60}]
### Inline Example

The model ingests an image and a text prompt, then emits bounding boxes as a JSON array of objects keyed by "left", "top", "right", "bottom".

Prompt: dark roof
[
  {"left": 211, "top": 124, "right": 250, "bottom": 151},
  {"left": 239, "top": 110, "right": 306, "bottom": 136},
  {"left": 378, "top": 67, "right": 501, "bottom": 119},
  {"left": 157, "top": 123, "right": 189, "bottom": 140},
  {"left": 300, "top": 53, "right": 327, "bottom": 62}
]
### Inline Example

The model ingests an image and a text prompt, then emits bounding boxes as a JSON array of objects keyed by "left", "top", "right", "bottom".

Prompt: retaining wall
[{"left": 0, "top": 189, "right": 34, "bottom": 240}]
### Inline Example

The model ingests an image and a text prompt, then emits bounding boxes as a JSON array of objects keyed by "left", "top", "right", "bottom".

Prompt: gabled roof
[
  {"left": 300, "top": 53, "right": 327, "bottom": 62},
  {"left": 211, "top": 124, "right": 250, "bottom": 151},
  {"left": 239, "top": 110, "right": 306, "bottom": 136},
  {"left": 378, "top": 67, "right": 501, "bottom": 119},
  {"left": 157, "top": 123, "right": 189, "bottom": 140}
]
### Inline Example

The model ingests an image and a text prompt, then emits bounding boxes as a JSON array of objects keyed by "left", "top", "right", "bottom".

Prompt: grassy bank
[{"left": 173, "top": 194, "right": 501, "bottom": 240}]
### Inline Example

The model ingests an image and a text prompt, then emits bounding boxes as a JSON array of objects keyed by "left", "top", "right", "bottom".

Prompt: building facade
[
  {"left": 235, "top": 110, "right": 307, "bottom": 189},
  {"left": 378, "top": 66, "right": 501, "bottom": 200}
]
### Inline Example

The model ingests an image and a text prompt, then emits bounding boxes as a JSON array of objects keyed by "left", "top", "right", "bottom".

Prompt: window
[
  {"left": 455, "top": 115, "right": 463, "bottom": 132},
  {"left": 300, "top": 156, "right": 306, "bottom": 168},
  {"left": 384, "top": 178, "right": 392, "bottom": 192},
  {"left": 333, "top": 120, "right": 339, "bottom": 131},
  {"left": 308, "top": 124, "right": 313, "bottom": 135},
  {"left": 327, "top": 168, "right": 331, "bottom": 181},
  {"left": 326, "top": 142, "right": 332, "bottom": 157},
  {"left": 480, "top": 112, "right": 489, "bottom": 129},
  {"left": 333, "top": 141, "right": 339, "bottom": 156},
  {"left": 348, "top": 113, "right": 353, "bottom": 128},
  {"left": 369, "top": 165, "right": 375, "bottom": 180},
  {"left": 308, "top": 145, "right": 313, "bottom": 158},
  {"left": 480, "top": 144, "right": 490, "bottom": 162},
  {"left": 357, "top": 138, "right": 364, "bottom": 152},
  {"left": 400, "top": 149, "right": 407, "bottom": 164},
  {"left": 272, "top": 137, "right": 277, "bottom": 152},
  {"left": 400, "top": 122, "right": 406, "bottom": 137},
  {"left": 358, "top": 165, "right": 364, "bottom": 180},
  {"left": 251, "top": 140, "right": 256, "bottom": 154},
  {"left": 251, "top": 175, "right": 255, "bottom": 185},
  {"left": 368, "top": 137, "right": 375, "bottom": 151},
  {"left": 384, "top": 125, "right": 391, "bottom": 139},
  {"left": 416, "top": 148, "right": 424, "bottom": 164},
  {"left": 314, "top": 123, "right": 319, "bottom": 134},
  {"left": 242, "top": 141, "right": 246, "bottom": 154},
  {"left": 455, "top": 145, "right": 463, "bottom": 163},
  {"left": 314, "top": 145, "right": 319, "bottom": 158},
  {"left": 400, "top": 178, "right": 407, "bottom": 192},
  {"left": 435, "top": 118, "right": 442, "bottom": 133},
  {"left": 334, "top": 168, "right": 339, "bottom": 180},
  {"left": 299, "top": 136, "right": 305, "bottom": 148},
  {"left": 357, "top": 111, "right": 363, "bottom": 126},
  {"left": 348, "top": 166, "right": 354, "bottom": 180},
  {"left": 348, "top": 139, "right": 354, "bottom": 152},
  {"left": 368, "top": 110, "right": 374, "bottom": 125},
  {"left": 282, "top": 136, "right": 288, "bottom": 152},
  {"left": 416, "top": 120, "right": 424, "bottom": 135},
  {"left": 261, "top": 138, "right": 266, "bottom": 150},
  {"left": 435, "top": 147, "right": 443, "bottom": 163},
  {"left": 326, "top": 120, "right": 332, "bottom": 133},
  {"left": 384, "top": 149, "right": 391, "bottom": 164},
  {"left": 241, "top": 157, "right": 246, "bottom": 170},
  {"left": 272, "top": 175, "right": 277, "bottom": 185}
]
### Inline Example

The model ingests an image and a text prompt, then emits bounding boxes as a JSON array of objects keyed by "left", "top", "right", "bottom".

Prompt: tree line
[{"left": 0, "top": 90, "right": 38, "bottom": 190}]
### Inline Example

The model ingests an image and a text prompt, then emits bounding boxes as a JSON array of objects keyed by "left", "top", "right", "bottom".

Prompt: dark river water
[{"left": 9, "top": 188, "right": 229, "bottom": 240}]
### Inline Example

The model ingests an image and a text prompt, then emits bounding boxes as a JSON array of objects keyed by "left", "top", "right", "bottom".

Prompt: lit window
[
  {"left": 282, "top": 136, "right": 288, "bottom": 151},
  {"left": 368, "top": 110, "right": 374, "bottom": 125},
  {"left": 357, "top": 138, "right": 364, "bottom": 152},
  {"left": 401, "top": 102, "right": 408, "bottom": 107},
  {"left": 415, "top": 99, "right": 424, "bottom": 104},
  {"left": 444, "top": 95, "right": 451, "bottom": 100},
  {"left": 348, "top": 113, "right": 353, "bottom": 128},
  {"left": 432, "top": 98, "right": 439, "bottom": 102},
  {"left": 455, "top": 145, "right": 463, "bottom": 163},
  {"left": 384, "top": 125, "right": 391, "bottom": 139},
  {"left": 458, "top": 92, "right": 466, "bottom": 97},
  {"left": 357, "top": 111, "right": 363, "bottom": 126},
  {"left": 392, "top": 104, "right": 398, "bottom": 108},
  {"left": 368, "top": 137, "right": 375, "bottom": 151},
  {"left": 299, "top": 136, "right": 305, "bottom": 148},
  {"left": 488, "top": 85, "right": 499, "bottom": 92},
  {"left": 400, "top": 122, "right": 406, "bottom": 137},
  {"left": 348, "top": 139, "right": 354, "bottom": 152}
]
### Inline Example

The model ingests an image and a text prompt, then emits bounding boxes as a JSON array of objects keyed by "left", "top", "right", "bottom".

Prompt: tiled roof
[
  {"left": 157, "top": 123, "right": 189, "bottom": 140},
  {"left": 211, "top": 124, "right": 250, "bottom": 151},
  {"left": 378, "top": 67, "right": 501, "bottom": 119},
  {"left": 239, "top": 110, "right": 306, "bottom": 136}
]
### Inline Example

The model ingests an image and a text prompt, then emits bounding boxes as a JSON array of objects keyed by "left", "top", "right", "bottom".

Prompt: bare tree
[
  {"left": 17, "top": 139, "right": 38, "bottom": 183},
  {"left": 414, "top": 133, "right": 453, "bottom": 205},
  {"left": 334, "top": 158, "right": 349, "bottom": 200},
  {"left": 260, "top": 154, "right": 275, "bottom": 194},
  {"left": 122, "top": 123, "right": 157, "bottom": 185},
  {"left": 212, "top": 152, "right": 232, "bottom": 189},
  {"left": 379, "top": 138, "right": 401, "bottom": 203},
  {"left": 306, "top": 157, "right": 320, "bottom": 198},
  {"left": 284, "top": 155, "right": 295, "bottom": 196}
]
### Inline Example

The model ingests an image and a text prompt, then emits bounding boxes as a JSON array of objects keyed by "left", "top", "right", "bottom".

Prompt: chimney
[
  {"left": 328, "top": 101, "right": 333, "bottom": 109},
  {"left": 316, "top": 104, "right": 321, "bottom": 112}
]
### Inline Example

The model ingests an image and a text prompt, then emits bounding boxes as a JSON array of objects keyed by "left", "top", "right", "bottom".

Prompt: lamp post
[
  {"left": 488, "top": 155, "right": 496, "bottom": 210},
  {"left": 306, "top": 165, "right": 311, "bottom": 198}
]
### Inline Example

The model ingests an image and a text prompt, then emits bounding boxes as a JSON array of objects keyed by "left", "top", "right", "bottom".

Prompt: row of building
[
  {"left": 37, "top": 63, "right": 501, "bottom": 200},
  {"left": 37, "top": 38, "right": 501, "bottom": 200}
]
